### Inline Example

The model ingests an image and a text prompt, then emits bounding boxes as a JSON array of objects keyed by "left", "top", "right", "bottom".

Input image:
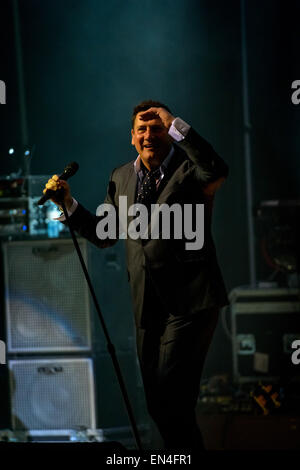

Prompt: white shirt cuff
[
  {"left": 168, "top": 117, "right": 191, "bottom": 142},
  {"left": 54, "top": 198, "right": 78, "bottom": 221}
]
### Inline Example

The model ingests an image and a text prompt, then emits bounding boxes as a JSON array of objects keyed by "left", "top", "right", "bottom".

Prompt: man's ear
[{"left": 131, "top": 129, "right": 135, "bottom": 146}]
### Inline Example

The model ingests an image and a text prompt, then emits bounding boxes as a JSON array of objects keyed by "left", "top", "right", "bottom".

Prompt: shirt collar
[{"left": 134, "top": 145, "right": 175, "bottom": 178}]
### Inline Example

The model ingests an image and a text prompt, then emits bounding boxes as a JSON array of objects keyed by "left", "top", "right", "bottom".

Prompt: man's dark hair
[{"left": 131, "top": 100, "right": 171, "bottom": 128}]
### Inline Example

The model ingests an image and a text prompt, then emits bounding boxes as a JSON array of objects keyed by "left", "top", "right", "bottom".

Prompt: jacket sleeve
[
  {"left": 175, "top": 127, "right": 229, "bottom": 184},
  {"left": 62, "top": 170, "right": 119, "bottom": 249}
]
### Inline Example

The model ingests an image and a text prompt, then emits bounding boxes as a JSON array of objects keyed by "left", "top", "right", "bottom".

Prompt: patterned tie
[{"left": 136, "top": 168, "right": 161, "bottom": 210}]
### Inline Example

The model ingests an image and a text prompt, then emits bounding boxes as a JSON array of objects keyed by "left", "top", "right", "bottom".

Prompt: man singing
[{"left": 45, "top": 100, "right": 229, "bottom": 451}]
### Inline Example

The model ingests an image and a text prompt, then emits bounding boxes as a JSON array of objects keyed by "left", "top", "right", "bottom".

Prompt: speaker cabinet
[
  {"left": 8, "top": 358, "right": 96, "bottom": 430},
  {"left": 3, "top": 238, "right": 91, "bottom": 353}
]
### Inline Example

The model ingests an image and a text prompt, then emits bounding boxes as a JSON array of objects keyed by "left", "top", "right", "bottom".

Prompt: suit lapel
[
  {"left": 125, "top": 165, "right": 137, "bottom": 209},
  {"left": 156, "top": 147, "right": 186, "bottom": 204}
]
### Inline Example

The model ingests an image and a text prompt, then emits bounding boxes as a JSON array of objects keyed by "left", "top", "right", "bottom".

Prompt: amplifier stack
[{"left": 0, "top": 237, "right": 148, "bottom": 446}]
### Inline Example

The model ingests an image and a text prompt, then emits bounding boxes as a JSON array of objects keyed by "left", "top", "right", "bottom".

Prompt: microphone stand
[{"left": 59, "top": 198, "right": 143, "bottom": 452}]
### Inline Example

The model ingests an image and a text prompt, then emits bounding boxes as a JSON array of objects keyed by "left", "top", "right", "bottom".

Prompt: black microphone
[{"left": 38, "top": 161, "right": 79, "bottom": 205}]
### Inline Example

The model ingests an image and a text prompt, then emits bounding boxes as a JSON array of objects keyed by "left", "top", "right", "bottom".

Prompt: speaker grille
[
  {"left": 9, "top": 358, "right": 96, "bottom": 430},
  {"left": 3, "top": 239, "right": 91, "bottom": 352}
]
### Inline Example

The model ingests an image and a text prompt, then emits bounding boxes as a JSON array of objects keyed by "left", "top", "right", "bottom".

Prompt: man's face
[{"left": 131, "top": 111, "right": 172, "bottom": 170}]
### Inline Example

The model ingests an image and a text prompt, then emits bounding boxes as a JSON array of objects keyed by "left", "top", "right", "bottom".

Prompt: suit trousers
[{"left": 136, "top": 300, "right": 219, "bottom": 451}]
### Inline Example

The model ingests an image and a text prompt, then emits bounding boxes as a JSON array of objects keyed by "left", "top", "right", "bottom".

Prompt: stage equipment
[
  {"left": 3, "top": 238, "right": 91, "bottom": 353},
  {"left": 0, "top": 428, "right": 104, "bottom": 442},
  {"left": 2, "top": 237, "right": 96, "bottom": 431},
  {"left": 256, "top": 200, "right": 300, "bottom": 274},
  {"left": 8, "top": 358, "right": 96, "bottom": 430},
  {"left": 0, "top": 175, "right": 67, "bottom": 237},
  {"left": 1, "top": 237, "right": 147, "bottom": 446},
  {"left": 230, "top": 286, "right": 300, "bottom": 383},
  {"left": 0, "top": 177, "right": 28, "bottom": 235}
]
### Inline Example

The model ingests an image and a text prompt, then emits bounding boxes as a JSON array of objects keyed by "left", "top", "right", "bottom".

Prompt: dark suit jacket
[{"left": 67, "top": 127, "right": 229, "bottom": 327}]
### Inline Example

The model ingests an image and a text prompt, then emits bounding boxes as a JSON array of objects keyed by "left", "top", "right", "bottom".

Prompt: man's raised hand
[{"left": 139, "top": 107, "right": 175, "bottom": 130}]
